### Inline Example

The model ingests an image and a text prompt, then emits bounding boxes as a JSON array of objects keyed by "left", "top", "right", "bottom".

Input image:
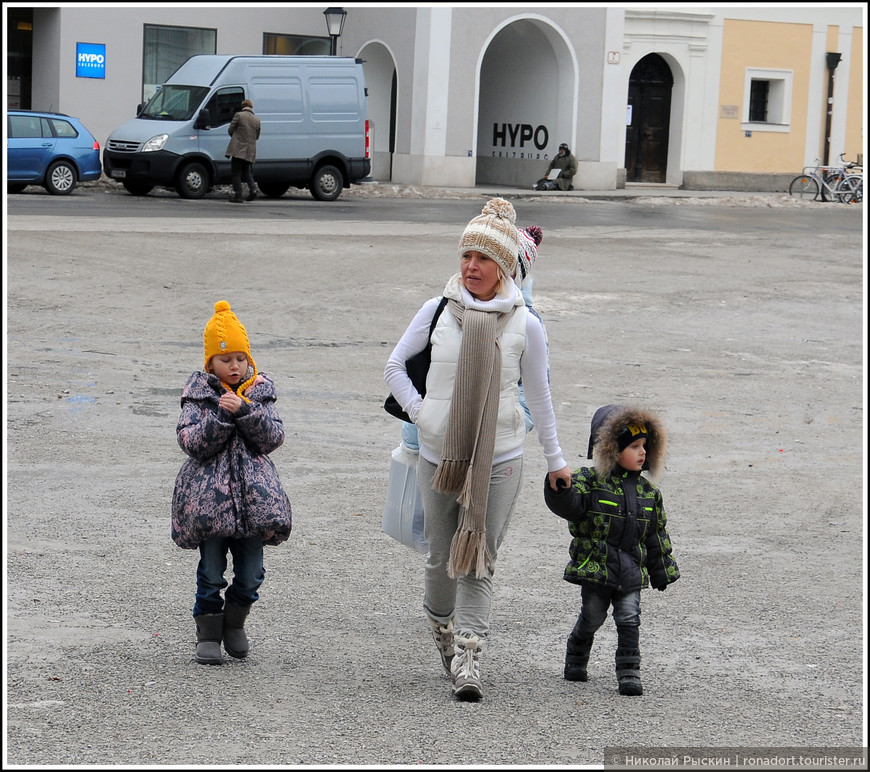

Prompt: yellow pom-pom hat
[{"left": 203, "top": 300, "right": 258, "bottom": 399}]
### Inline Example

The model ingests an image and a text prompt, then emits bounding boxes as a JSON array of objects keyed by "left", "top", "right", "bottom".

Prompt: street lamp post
[
  {"left": 823, "top": 52, "right": 841, "bottom": 166},
  {"left": 323, "top": 7, "right": 347, "bottom": 56}
]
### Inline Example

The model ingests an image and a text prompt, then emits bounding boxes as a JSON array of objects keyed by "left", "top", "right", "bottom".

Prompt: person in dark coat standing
[
  {"left": 225, "top": 99, "right": 261, "bottom": 203},
  {"left": 544, "top": 404, "right": 679, "bottom": 696}
]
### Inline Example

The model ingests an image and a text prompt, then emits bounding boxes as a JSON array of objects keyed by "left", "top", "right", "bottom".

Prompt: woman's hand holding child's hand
[{"left": 548, "top": 465, "right": 572, "bottom": 491}]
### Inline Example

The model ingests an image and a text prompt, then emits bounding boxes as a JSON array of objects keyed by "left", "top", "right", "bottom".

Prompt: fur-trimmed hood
[{"left": 587, "top": 404, "right": 667, "bottom": 480}]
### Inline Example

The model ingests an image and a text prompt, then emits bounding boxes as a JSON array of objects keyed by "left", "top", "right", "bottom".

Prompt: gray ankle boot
[
  {"left": 194, "top": 613, "right": 224, "bottom": 665},
  {"left": 223, "top": 603, "right": 251, "bottom": 659},
  {"left": 615, "top": 647, "right": 642, "bottom": 695},
  {"left": 565, "top": 633, "right": 594, "bottom": 682}
]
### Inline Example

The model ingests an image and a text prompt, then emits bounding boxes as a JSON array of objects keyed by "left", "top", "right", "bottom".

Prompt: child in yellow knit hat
[{"left": 171, "top": 300, "right": 292, "bottom": 665}]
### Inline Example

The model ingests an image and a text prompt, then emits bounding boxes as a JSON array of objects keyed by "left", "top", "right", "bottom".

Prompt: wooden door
[{"left": 625, "top": 54, "right": 673, "bottom": 183}]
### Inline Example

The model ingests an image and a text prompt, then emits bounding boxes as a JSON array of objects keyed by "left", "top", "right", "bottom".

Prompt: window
[
  {"left": 143, "top": 24, "right": 216, "bottom": 103},
  {"left": 9, "top": 114, "right": 77, "bottom": 139},
  {"left": 140, "top": 85, "right": 211, "bottom": 121},
  {"left": 49, "top": 118, "right": 78, "bottom": 138},
  {"left": 264, "top": 32, "right": 330, "bottom": 55},
  {"left": 9, "top": 114, "right": 44, "bottom": 138},
  {"left": 742, "top": 68, "right": 792, "bottom": 133},
  {"left": 748, "top": 80, "right": 769, "bottom": 122},
  {"left": 203, "top": 88, "right": 245, "bottom": 127}
]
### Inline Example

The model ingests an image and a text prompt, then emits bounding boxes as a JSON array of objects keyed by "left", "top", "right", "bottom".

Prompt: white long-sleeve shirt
[{"left": 385, "top": 278, "right": 566, "bottom": 472}]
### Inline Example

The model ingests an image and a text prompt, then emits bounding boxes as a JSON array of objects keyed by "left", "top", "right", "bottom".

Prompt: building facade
[{"left": 5, "top": 5, "right": 865, "bottom": 190}]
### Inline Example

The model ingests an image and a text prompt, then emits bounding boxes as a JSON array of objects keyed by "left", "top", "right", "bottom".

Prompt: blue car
[{"left": 6, "top": 109, "right": 103, "bottom": 195}]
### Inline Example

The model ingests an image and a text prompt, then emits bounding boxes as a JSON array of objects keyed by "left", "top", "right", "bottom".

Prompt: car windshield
[{"left": 138, "top": 85, "right": 210, "bottom": 121}]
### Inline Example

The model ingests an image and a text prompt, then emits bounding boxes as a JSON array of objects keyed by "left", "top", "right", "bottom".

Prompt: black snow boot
[
  {"left": 194, "top": 613, "right": 224, "bottom": 665},
  {"left": 615, "top": 648, "right": 642, "bottom": 696},
  {"left": 564, "top": 633, "right": 594, "bottom": 682},
  {"left": 223, "top": 603, "right": 251, "bottom": 659}
]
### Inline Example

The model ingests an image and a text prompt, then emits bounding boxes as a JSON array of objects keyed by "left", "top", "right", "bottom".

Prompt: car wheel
[
  {"left": 7, "top": 183, "right": 27, "bottom": 194},
  {"left": 123, "top": 181, "right": 154, "bottom": 196},
  {"left": 310, "top": 164, "right": 343, "bottom": 201},
  {"left": 44, "top": 160, "right": 77, "bottom": 195},
  {"left": 176, "top": 161, "right": 209, "bottom": 199},
  {"left": 259, "top": 182, "right": 290, "bottom": 199}
]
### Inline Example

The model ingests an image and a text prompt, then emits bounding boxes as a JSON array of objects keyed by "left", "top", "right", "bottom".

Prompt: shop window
[
  {"left": 263, "top": 32, "right": 330, "bottom": 55},
  {"left": 742, "top": 68, "right": 792, "bottom": 132},
  {"left": 143, "top": 24, "right": 216, "bottom": 103}
]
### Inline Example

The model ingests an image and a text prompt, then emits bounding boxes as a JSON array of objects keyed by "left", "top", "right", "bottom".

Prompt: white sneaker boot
[
  {"left": 427, "top": 616, "right": 455, "bottom": 676},
  {"left": 451, "top": 634, "right": 483, "bottom": 701}
]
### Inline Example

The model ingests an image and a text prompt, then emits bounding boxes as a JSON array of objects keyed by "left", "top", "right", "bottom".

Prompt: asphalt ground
[{"left": 3, "top": 188, "right": 866, "bottom": 769}]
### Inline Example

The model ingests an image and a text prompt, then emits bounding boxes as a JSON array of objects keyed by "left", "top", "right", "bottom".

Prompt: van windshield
[{"left": 139, "top": 85, "right": 210, "bottom": 121}]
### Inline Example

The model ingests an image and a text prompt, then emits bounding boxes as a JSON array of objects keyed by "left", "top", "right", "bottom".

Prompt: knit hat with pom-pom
[
  {"left": 457, "top": 197, "right": 519, "bottom": 279},
  {"left": 517, "top": 225, "right": 542, "bottom": 281},
  {"left": 203, "top": 300, "right": 258, "bottom": 398}
]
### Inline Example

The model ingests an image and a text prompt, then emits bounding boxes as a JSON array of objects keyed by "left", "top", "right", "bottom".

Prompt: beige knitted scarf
[{"left": 433, "top": 298, "right": 513, "bottom": 579}]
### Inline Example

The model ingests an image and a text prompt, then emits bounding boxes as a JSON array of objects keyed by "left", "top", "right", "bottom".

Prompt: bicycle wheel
[
  {"left": 789, "top": 174, "right": 820, "bottom": 200},
  {"left": 835, "top": 175, "right": 863, "bottom": 204},
  {"left": 821, "top": 170, "right": 845, "bottom": 202}
]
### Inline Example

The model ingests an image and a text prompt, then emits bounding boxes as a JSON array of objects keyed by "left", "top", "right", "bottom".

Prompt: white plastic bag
[{"left": 382, "top": 443, "right": 428, "bottom": 554}]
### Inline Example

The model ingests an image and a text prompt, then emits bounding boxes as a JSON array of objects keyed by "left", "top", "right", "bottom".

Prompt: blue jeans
[
  {"left": 572, "top": 585, "right": 641, "bottom": 649},
  {"left": 193, "top": 535, "right": 265, "bottom": 617},
  {"left": 402, "top": 420, "right": 420, "bottom": 450}
]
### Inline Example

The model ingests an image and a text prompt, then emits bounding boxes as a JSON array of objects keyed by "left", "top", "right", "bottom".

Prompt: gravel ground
[{"left": 4, "top": 188, "right": 865, "bottom": 768}]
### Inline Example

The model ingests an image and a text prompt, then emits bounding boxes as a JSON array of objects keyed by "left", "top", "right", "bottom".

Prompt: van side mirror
[
  {"left": 194, "top": 108, "right": 211, "bottom": 130},
  {"left": 136, "top": 102, "right": 145, "bottom": 116}
]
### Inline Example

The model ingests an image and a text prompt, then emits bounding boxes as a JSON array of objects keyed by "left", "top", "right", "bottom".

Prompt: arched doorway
[
  {"left": 475, "top": 19, "right": 575, "bottom": 187},
  {"left": 625, "top": 53, "right": 673, "bottom": 183},
  {"left": 359, "top": 43, "right": 397, "bottom": 182}
]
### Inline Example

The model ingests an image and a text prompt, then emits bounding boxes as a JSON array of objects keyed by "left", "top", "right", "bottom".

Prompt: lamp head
[{"left": 324, "top": 7, "right": 347, "bottom": 38}]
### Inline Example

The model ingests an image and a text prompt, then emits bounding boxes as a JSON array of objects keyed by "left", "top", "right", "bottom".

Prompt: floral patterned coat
[{"left": 171, "top": 371, "right": 292, "bottom": 549}]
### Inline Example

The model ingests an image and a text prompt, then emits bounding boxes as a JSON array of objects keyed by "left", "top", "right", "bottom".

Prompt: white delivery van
[{"left": 103, "top": 55, "right": 370, "bottom": 201}]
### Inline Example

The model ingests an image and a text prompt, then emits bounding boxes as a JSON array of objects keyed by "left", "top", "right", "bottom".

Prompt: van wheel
[
  {"left": 123, "top": 181, "right": 154, "bottom": 196},
  {"left": 311, "top": 165, "right": 343, "bottom": 201},
  {"left": 176, "top": 162, "right": 209, "bottom": 199},
  {"left": 44, "top": 160, "right": 77, "bottom": 195},
  {"left": 259, "top": 182, "right": 290, "bottom": 199}
]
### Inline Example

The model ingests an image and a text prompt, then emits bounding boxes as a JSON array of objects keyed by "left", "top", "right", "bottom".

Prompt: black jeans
[
  {"left": 231, "top": 157, "right": 256, "bottom": 197},
  {"left": 572, "top": 584, "right": 641, "bottom": 648}
]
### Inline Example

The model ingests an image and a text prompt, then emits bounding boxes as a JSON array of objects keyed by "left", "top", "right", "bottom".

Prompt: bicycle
[
  {"left": 835, "top": 172, "right": 863, "bottom": 204},
  {"left": 788, "top": 154, "right": 862, "bottom": 203}
]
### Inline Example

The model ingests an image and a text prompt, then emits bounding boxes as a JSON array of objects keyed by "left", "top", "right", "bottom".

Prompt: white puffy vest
[{"left": 416, "top": 304, "right": 529, "bottom": 458}]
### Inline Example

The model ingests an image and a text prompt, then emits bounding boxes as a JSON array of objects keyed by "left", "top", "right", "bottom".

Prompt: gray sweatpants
[{"left": 417, "top": 454, "right": 524, "bottom": 639}]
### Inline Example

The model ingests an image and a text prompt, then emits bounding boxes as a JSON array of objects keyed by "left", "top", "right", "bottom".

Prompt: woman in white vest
[{"left": 384, "top": 197, "right": 572, "bottom": 701}]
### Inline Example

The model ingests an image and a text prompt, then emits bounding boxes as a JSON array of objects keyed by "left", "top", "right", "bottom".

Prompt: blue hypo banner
[{"left": 76, "top": 43, "right": 106, "bottom": 79}]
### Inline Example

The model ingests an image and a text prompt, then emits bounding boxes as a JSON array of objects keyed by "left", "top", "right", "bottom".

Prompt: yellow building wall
[
  {"left": 716, "top": 20, "right": 813, "bottom": 173},
  {"left": 843, "top": 25, "right": 863, "bottom": 165}
]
